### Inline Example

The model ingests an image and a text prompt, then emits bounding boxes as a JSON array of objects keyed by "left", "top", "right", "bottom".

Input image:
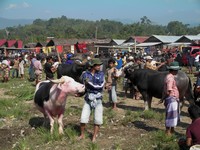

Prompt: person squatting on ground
[
  {"left": 79, "top": 58, "right": 105, "bottom": 142},
  {"left": 178, "top": 104, "right": 200, "bottom": 150},
  {"left": 163, "top": 61, "right": 181, "bottom": 136},
  {"left": 105, "top": 58, "right": 118, "bottom": 109}
]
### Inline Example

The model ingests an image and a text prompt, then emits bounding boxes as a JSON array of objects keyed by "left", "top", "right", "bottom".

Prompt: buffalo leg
[
  {"left": 45, "top": 110, "right": 55, "bottom": 134},
  {"left": 147, "top": 97, "right": 152, "bottom": 110},
  {"left": 58, "top": 113, "right": 64, "bottom": 134},
  {"left": 141, "top": 92, "right": 150, "bottom": 110}
]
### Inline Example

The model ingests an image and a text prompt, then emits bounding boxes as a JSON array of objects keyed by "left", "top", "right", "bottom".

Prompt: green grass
[
  {"left": 0, "top": 98, "right": 30, "bottom": 119},
  {"left": 121, "top": 109, "right": 164, "bottom": 126},
  {"left": 87, "top": 142, "right": 100, "bottom": 150},
  {"left": 141, "top": 110, "right": 164, "bottom": 121},
  {"left": 136, "top": 130, "right": 180, "bottom": 150},
  {"left": 64, "top": 125, "right": 79, "bottom": 142},
  {"left": 0, "top": 67, "right": 191, "bottom": 149}
]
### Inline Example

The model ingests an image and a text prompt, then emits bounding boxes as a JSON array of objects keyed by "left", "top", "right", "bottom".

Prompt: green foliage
[
  {"left": 141, "top": 110, "right": 164, "bottom": 121},
  {"left": 103, "top": 108, "right": 117, "bottom": 126},
  {"left": 0, "top": 16, "right": 199, "bottom": 43},
  {"left": 112, "top": 143, "right": 122, "bottom": 150},
  {"left": 167, "top": 21, "right": 189, "bottom": 35},
  {"left": 14, "top": 138, "right": 32, "bottom": 150},
  {"left": 137, "top": 130, "right": 179, "bottom": 150},
  {"left": 87, "top": 142, "right": 100, "bottom": 150},
  {"left": 37, "top": 126, "right": 63, "bottom": 143},
  {"left": 121, "top": 109, "right": 140, "bottom": 125},
  {"left": 121, "top": 109, "right": 164, "bottom": 126},
  {"left": 65, "top": 106, "right": 82, "bottom": 116},
  {"left": 64, "top": 126, "right": 79, "bottom": 142}
]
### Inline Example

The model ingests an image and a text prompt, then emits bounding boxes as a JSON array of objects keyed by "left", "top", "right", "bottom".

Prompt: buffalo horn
[{"left": 51, "top": 76, "right": 65, "bottom": 84}]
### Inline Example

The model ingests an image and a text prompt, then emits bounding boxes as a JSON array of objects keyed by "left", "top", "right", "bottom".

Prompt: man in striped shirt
[{"left": 78, "top": 58, "right": 105, "bottom": 142}]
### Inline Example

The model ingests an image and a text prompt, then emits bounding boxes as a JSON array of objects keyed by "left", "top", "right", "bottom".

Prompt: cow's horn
[
  {"left": 74, "top": 60, "right": 84, "bottom": 65},
  {"left": 51, "top": 76, "right": 65, "bottom": 84}
]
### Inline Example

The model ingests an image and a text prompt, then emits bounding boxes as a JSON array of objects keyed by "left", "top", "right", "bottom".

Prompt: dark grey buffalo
[
  {"left": 124, "top": 66, "right": 194, "bottom": 110},
  {"left": 57, "top": 60, "right": 89, "bottom": 82}
]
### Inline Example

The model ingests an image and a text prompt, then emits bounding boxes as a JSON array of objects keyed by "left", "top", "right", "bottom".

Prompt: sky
[{"left": 0, "top": 0, "right": 200, "bottom": 25}]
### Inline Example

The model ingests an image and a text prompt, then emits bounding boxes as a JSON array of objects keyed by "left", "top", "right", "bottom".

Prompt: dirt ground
[{"left": 0, "top": 88, "right": 192, "bottom": 150}]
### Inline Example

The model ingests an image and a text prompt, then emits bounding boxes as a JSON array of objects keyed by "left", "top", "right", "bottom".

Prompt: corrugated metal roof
[
  {"left": 166, "top": 43, "right": 191, "bottom": 46},
  {"left": 145, "top": 35, "right": 181, "bottom": 43},
  {"left": 121, "top": 42, "right": 135, "bottom": 46},
  {"left": 175, "top": 35, "right": 200, "bottom": 43},
  {"left": 183, "top": 35, "right": 200, "bottom": 40},
  {"left": 136, "top": 42, "right": 161, "bottom": 47},
  {"left": 111, "top": 39, "right": 126, "bottom": 45}
]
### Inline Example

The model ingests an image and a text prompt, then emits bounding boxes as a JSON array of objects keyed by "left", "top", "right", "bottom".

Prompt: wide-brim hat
[
  {"left": 167, "top": 61, "right": 181, "bottom": 70},
  {"left": 128, "top": 56, "right": 134, "bottom": 60},
  {"left": 2, "top": 60, "right": 9, "bottom": 66},
  {"left": 90, "top": 58, "right": 103, "bottom": 67},
  {"left": 145, "top": 56, "right": 153, "bottom": 60}
]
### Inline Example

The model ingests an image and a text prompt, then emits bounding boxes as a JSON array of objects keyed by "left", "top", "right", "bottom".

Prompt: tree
[
  {"left": 140, "top": 16, "right": 152, "bottom": 25},
  {"left": 167, "top": 21, "right": 188, "bottom": 35}
]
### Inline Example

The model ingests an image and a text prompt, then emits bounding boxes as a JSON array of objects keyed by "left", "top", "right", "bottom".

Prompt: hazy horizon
[{"left": 0, "top": 0, "right": 199, "bottom": 26}]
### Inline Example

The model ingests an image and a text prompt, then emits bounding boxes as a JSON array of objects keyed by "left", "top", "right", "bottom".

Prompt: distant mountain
[{"left": 0, "top": 17, "right": 34, "bottom": 29}]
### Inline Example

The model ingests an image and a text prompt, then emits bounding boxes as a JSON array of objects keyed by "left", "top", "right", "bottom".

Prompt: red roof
[
  {"left": 133, "top": 36, "right": 149, "bottom": 43},
  {"left": 7, "top": 40, "right": 17, "bottom": 47},
  {"left": 17, "top": 40, "right": 23, "bottom": 48},
  {"left": 0, "top": 39, "right": 7, "bottom": 47}
]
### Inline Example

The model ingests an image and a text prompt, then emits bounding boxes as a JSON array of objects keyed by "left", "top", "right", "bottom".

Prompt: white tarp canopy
[
  {"left": 136, "top": 42, "right": 161, "bottom": 47},
  {"left": 166, "top": 42, "right": 191, "bottom": 46}
]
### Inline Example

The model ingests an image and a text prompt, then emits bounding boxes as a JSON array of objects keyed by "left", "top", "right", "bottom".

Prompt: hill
[{"left": 0, "top": 17, "right": 34, "bottom": 29}]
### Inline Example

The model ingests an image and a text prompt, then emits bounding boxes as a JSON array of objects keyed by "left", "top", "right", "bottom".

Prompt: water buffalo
[
  {"left": 34, "top": 76, "right": 85, "bottom": 134},
  {"left": 56, "top": 60, "right": 89, "bottom": 82},
  {"left": 124, "top": 66, "right": 194, "bottom": 110}
]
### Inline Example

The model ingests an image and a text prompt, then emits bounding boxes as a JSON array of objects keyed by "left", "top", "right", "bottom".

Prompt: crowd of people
[{"left": 0, "top": 49, "right": 200, "bottom": 148}]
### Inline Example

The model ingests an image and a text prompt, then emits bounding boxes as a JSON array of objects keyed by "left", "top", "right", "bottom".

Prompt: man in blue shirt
[
  {"left": 78, "top": 58, "right": 105, "bottom": 142},
  {"left": 115, "top": 53, "right": 123, "bottom": 70}
]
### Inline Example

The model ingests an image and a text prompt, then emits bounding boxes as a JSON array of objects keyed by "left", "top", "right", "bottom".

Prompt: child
[
  {"left": 1, "top": 60, "right": 9, "bottom": 82},
  {"left": 105, "top": 58, "right": 118, "bottom": 109}
]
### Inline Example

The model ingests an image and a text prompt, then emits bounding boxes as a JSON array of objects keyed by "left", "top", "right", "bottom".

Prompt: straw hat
[{"left": 145, "top": 56, "right": 153, "bottom": 60}]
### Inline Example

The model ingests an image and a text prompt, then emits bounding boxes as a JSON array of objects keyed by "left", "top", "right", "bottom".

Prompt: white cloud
[
  {"left": 6, "top": 4, "right": 17, "bottom": 10},
  {"left": 5, "top": 2, "right": 30, "bottom": 10},
  {"left": 22, "top": 2, "right": 30, "bottom": 8}
]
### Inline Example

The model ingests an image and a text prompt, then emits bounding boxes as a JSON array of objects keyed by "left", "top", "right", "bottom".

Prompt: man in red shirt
[
  {"left": 179, "top": 104, "right": 200, "bottom": 149},
  {"left": 186, "top": 104, "right": 200, "bottom": 146}
]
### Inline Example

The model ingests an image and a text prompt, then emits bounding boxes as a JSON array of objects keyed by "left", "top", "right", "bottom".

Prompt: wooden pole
[
  {"left": 4, "top": 47, "right": 7, "bottom": 56},
  {"left": 134, "top": 38, "right": 136, "bottom": 53}
]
